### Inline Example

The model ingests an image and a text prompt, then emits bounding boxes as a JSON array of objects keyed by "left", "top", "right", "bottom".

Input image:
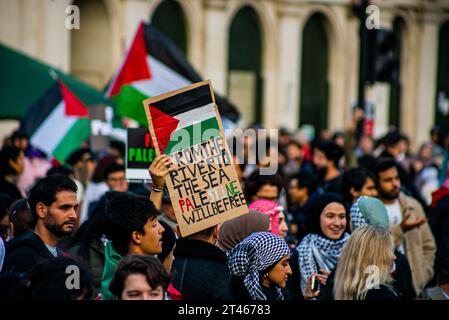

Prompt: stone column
[
  {"left": 414, "top": 12, "right": 439, "bottom": 147},
  {"left": 203, "top": 0, "right": 228, "bottom": 96},
  {"left": 43, "top": 0, "right": 72, "bottom": 73},
  {"left": 19, "top": 0, "right": 42, "bottom": 59},
  {"left": 346, "top": 16, "right": 361, "bottom": 125},
  {"left": 259, "top": 1, "right": 278, "bottom": 129},
  {"left": 0, "top": 0, "right": 21, "bottom": 51},
  {"left": 327, "top": 5, "right": 349, "bottom": 132},
  {"left": 179, "top": 0, "right": 204, "bottom": 74},
  {"left": 277, "top": 7, "right": 303, "bottom": 131},
  {"left": 398, "top": 11, "right": 419, "bottom": 148},
  {"left": 122, "top": 0, "right": 152, "bottom": 47}
]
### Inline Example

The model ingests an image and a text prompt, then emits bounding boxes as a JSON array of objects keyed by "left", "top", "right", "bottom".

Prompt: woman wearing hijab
[
  {"left": 294, "top": 192, "right": 349, "bottom": 298},
  {"left": 350, "top": 195, "right": 392, "bottom": 230},
  {"left": 248, "top": 200, "right": 289, "bottom": 238},
  {"left": 228, "top": 232, "right": 292, "bottom": 300},
  {"left": 218, "top": 210, "right": 270, "bottom": 252}
]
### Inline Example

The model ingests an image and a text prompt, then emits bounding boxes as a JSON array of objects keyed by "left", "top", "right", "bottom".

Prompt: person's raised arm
[{"left": 148, "top": 155, "right": 172, "bottom": 211}]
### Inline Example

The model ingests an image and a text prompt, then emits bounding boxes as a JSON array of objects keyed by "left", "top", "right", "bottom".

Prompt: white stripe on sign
[
  {"left": 30, "top": 101, "right": 77, "bottom": 156},
  {"left": 174, "top": 103, "right": 217, "bottom": 130}
]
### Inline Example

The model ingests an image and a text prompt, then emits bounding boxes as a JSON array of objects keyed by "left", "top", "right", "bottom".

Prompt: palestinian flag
[
  {"left": 146, "top": 82, "right": 221, "bottom": 155},
  {"left": 106, "top": 22, "right": 239, "bottom": 125},
  {"left": 20, "top": 80, "right": 90, "bottom": 163}
]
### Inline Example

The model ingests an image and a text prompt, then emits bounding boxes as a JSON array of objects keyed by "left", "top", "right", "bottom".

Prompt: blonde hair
[{"left": 333, "top": 225, "right": 395, "bottom": 300}]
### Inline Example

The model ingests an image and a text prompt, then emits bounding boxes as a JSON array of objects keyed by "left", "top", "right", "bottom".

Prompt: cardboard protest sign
[
  {"left": 143, "top": 80, "right": 248, "bottom": 237},
  {"left": 126, "top": 128, "right": 156, "bottom": 181}
]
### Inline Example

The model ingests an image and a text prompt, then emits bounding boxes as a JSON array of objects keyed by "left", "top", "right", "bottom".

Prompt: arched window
[
  {"left": 151, "top": 0, "right": 187, "bottom": 55},
  {"left": 227, "top": 6, "right": 263, "bottom": 125},
  {"left": 389, "top": 17, "right": 404, "bottom": 129},
  {"left": 299, "top": 13, "right": 329, "bottom": 133}
]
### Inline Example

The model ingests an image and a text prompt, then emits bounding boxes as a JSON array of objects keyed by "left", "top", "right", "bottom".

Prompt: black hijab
[{"left": 308, "top": 192, "right": 348, "bottom": 238}]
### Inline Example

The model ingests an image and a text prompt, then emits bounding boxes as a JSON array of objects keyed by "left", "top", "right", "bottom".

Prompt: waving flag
[
  {"left": 106, "top": 22, "right": 239, "bottom": 125},
  {"left": 21, "top": 80, "right": 90, "bottom": 163}
]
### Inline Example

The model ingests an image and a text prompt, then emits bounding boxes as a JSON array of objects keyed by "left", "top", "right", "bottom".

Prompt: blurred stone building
[{"left": 0, "top": 0, "right": 448, "bottom": 148}]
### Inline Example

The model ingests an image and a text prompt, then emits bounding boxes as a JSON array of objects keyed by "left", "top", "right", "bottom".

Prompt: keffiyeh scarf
[
  {"left": 350, "top": 196, "right": 368, "bottom": 230},
  {"left": 228, "top": 232, "right": 290, "bottom": 300},
  {"left": 297, "top": 233, "right": 350, "bottom": 292}
]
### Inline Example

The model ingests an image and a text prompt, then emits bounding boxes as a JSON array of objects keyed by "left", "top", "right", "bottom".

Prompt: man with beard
[
  {"left": 374, "top": 158, "right": 436, "bottom": 296},
  {"left": 312, "top": 140, "right": 344, "bottom": 194},
  {"left": 1, "top": 174, "right": 78, "bottom": 275}
]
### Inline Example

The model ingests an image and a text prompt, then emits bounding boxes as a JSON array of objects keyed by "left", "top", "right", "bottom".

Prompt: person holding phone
[{"left": 294, "top": 193, "right": 350, "bottom": 299}]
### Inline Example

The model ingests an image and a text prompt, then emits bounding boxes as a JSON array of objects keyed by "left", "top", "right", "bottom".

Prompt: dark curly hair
[
  {"left": 28, "top": 174, "right": 78, "bottom": 221},
  {"left": 312, "top": 139, "right": 344, "bottom": 166},
  {"left": 104, "top": 193, "right": 160, "bottom": 256},
  {"left": 244, "top": 169, "right": 283, "bottom": 201},
  {"left": 26, "top": 256, "right": 93, "bottom": 300}
]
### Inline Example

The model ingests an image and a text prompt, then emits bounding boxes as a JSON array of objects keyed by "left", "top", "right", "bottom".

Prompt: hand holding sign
[
  {"left": 143, "top": 80, "right": 248, "bottom": 237},
  {"left": 149, "top": 155, "right": 173, "bottom": 188}
]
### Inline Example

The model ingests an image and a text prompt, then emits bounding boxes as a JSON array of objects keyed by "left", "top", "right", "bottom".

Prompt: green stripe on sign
[
  {"left": 165, "top": 117, "right": 221, "bottom": 154},
  {"left": 112, "top": 85, "right": 150, "bottom": 126},
  {"left": 53, "top": 118, "right": 90, "bottom": 163}
]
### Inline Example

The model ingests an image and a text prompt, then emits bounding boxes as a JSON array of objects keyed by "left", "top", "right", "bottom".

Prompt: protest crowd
[{"left": 1, "top": 118, "right": 449, "bottom": 302}]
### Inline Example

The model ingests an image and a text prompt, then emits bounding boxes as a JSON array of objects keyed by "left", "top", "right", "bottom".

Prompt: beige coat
[{"left": 390, "top": 192, "right": 436, "bottom": 295}]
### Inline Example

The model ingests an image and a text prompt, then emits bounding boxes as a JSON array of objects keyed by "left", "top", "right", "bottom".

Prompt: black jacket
[
  {"left": 365, "top": 284, "right": 399, "bottom": 300},
  {"left": 429, "top": 193, "right": 449, "bottom": 277},
  {"left": 64, "top": 236, "right": 105, "bottom": 296},
  {"left": 285, "top": 250, "right": 305, "bottom": 300},
  {"left": 392, "top": 250, "right": 416, "bottom": 299},
  {"left": 291, "top": 193, "right": 318, "bottom": 243},
  {"left": 171, "top": 238, "right": 234, "bottom": 300},
  {"left": 1, "top": 231, "right": 55, "bottom": 275},
  {"left": 0, "top": 177, "right": 22, "bottom": 202}
]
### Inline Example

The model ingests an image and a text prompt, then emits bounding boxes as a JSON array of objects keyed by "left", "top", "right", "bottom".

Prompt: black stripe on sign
[{"left": 150, "top": 83, "right": 213, "bottom": 117}]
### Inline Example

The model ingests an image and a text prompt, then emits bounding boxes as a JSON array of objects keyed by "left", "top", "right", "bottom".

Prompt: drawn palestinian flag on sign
[{"left": 144, "top": 81, "right": 221, "bottom": 155}]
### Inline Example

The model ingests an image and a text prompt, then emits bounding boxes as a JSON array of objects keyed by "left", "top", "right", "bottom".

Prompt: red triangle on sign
[
  {"left": 149, "top": 105, "right": 179, "bottom": 154},
  {"left": 59, "top": 81, "right": 89, "bottom": 117}
]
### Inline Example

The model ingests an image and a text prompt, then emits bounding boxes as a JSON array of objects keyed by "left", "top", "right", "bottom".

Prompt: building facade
[{"left": 0, "top": 0, "right": 448, "bottom": 149}]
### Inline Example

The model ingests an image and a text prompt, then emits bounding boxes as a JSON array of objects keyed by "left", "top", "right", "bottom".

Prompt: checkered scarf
[
  {"left": 228, "top": 232, "right": 290, "bottom": 300},
  {"left": 296, "top": 232, "right": 349, "bottom": 293},
  {"left": 350, "top": 196, "right": 368, "bottom": 230}
]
